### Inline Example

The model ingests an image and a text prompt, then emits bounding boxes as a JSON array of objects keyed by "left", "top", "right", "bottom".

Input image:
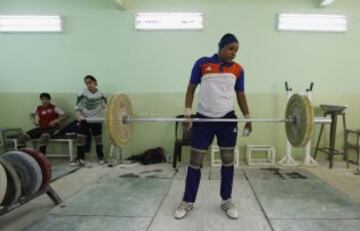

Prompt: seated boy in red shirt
[{"left": 17, "top": 93, "right": 67, "bottom": 155}]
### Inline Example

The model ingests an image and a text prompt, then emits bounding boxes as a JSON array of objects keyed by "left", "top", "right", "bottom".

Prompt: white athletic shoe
[
  {"left": 98, "top": 159, "right": 105, "bottom": 165},
  {"left": 69, "top": 161, "right": 78, "bottom": 166},
  {"left": 221, "top": 199, "right": 239, "bottom": 219},
  {"left": 69, "top": 159, "right": 86, "bottom": 166},
  {"left": 174, "top": 201, "right": 193, "bottom": 219}
]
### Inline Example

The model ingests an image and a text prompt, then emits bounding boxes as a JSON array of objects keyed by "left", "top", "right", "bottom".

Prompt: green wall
[{"left": 1, "top": 0, "right": 360, "bottom": 161}]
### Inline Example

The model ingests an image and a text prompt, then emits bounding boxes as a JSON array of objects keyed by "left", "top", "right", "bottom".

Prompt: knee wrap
[
  {"left": 189, "top": 148, "right": 206, "bottom": 169},
  {"left": 94, "top": 135, "right": 102, "bottom": 145},
  {"left": 220, "top": 147, "right": 234, "bottom": 166},
  {"left": 18, "top": 133, "right": 30, "bottom": 145},
  {"left": 76, "top": 134, "right": 87, "bottom": 146},
  {"left": 39, "top": 133, "right": 51, "bottom": 145}
]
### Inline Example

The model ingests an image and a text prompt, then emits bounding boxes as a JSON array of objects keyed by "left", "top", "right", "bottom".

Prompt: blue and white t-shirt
[{"left": 190, "top": 54, "right": 245, "bottom": 117}]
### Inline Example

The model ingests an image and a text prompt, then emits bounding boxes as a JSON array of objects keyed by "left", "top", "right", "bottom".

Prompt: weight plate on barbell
[
  {"left": 285, "top": 94, "right": 314, "bottom": 147},
  {"left": 105, "top": 93, "right": 134, "bottom": 147}
]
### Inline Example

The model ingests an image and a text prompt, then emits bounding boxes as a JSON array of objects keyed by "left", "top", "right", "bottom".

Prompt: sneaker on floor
[
  {"left": 69, "top": 159, "right": 86, "bottom": 166},
  {"left": 221, "top": 199, "right": 238, "bottom": 219},
  {"left": 98, "top": 159, "right": 105, "bottom": 165},
  {"left": 174, "top": 201, "right": 193, "bottom": 219},
  {"left": 69, "top": 161, "right": 78, "bottom": 166},
  {"left": 78, "top": 159, "right": 86, "bottom": 166}
]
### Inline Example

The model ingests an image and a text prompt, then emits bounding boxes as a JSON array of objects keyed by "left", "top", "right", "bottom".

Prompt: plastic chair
[{"left": 172, "top": 114, "right": 195, "bottom": 168}]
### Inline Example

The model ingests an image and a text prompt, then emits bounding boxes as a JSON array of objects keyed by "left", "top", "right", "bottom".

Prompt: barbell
[{"left": 86, "top": 93, "right": 332, "bottom": 148}]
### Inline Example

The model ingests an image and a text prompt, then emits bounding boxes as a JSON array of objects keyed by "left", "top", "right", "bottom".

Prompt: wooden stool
[{"left": 313, "top": 105, "right": 347, "bottom": 169}]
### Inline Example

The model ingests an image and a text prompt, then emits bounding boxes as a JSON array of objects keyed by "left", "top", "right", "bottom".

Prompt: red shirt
[{"left": 36, "top": 104, "right": 59, "bottom": 129}]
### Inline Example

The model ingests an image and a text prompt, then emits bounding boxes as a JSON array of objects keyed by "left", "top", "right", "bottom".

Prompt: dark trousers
[
  {"left": 84, "top": 127, "right": 92, "bottom": 153},
  {"left": 18, "top": 127, "right": 59, "bottom": 155},
  {"left": 76, "top": 121, "right": 104, "bottom": 160},
  {"left": 183, "top": 111, "right": 237, "bottom": 203},
  {"left": 183, "top": 165, "right": 234, "bottom": 203}
]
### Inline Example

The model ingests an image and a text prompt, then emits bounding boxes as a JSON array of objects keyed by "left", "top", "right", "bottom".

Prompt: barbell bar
[
  {"left": 87, "top": 116, "right": 330, "bottom": 124},
  {"left": 86, "top": 93, "right": 331, "bottom": 148}
]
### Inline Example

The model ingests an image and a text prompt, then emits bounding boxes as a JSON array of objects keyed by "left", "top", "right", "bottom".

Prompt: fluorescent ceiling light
[
  {"left": 0, "top": 15, "right": 62, "bottom": 32},
  {"left": 278, "top": 13, "right": 347, "bottom": 32},
  {"left": 135, "top": 12, "right": 203, "bottom": 30},
  {"left": 320, "top": 0, "right": 335, "bottom": 7}
]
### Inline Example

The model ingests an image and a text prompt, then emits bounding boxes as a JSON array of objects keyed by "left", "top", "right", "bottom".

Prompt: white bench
[
  {"left": 6, "top": 138, "right": 75, "bottom": 161},
  {"left": 246, "top": 144, "right": 276, "bottom": 166}
]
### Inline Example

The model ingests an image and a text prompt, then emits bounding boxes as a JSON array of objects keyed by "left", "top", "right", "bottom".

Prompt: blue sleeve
[
  {"left": 189, "top": 59, "right": 202, "bottom": 85},
  {"left": 235, "top": 69, "right": 245, "bottom": 92}
]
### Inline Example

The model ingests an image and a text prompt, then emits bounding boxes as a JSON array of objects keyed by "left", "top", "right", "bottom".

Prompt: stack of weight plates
[
  {"left": 0, "top": 148, "right": 52, "bottom": 208},
  {"left": 21, "top": 148, "right": 52, "bottom": 190},
  {"left": 0, "top": 158, "right": 21, "bottom": 207},
  {"left": 0, "top": 163, "right": 8, "bottom": 206}
]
